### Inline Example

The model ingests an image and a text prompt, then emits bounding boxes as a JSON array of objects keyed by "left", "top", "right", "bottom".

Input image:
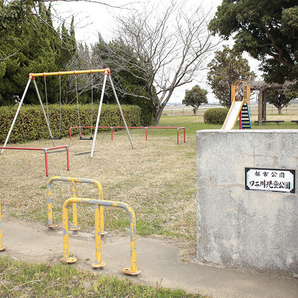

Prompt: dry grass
[
  {"left": 2, "top": 105, "right": 297, "bottom": 250},
  {"left": 0, "top": 128, "right": 197, "bottom": 243}
]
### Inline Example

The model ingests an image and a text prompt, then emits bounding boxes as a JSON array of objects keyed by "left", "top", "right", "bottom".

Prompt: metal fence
[{"left": 163, "top": 102, "right": 298, "bottom": 117}]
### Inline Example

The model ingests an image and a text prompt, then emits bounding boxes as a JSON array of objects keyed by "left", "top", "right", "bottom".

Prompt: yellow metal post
[
  {"left": 231, "top": 85, "right": 236, "bottom": 103},
  {"left": 0, "top": 202, "right": 6, "bottom": 251},
  {"left": 46, "top": 176, "right": 106, "bottom": 234},
  {"left": 46, "top": 182, "right": 59, "bottom": 228},
  {"left": 60, "top": 201, "right": 77, "bottom": 264},
  {"left": 121, "top": 203, "right": 139, "bottom": 275},
  {"left": 60, "top": 198, "right": 140, "bottom": 275},
  {"left": 70, "top": 180, "right": 79, "bottom": 231},
  {"left": 243, "top": 85, "right": 251, "bottom": 103},
  {"left": 92, "top": 204, "right": 105, "bottom": 268}
]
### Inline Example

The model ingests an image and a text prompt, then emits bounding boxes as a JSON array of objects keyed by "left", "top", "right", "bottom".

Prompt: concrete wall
[{"left": 196, "top": 129, "right": 298, "bottom": 275}]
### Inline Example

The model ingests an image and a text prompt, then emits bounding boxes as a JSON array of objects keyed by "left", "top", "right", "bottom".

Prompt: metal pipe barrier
[
  {"left": 0, "top": 145, "right": 69, "bottom": 176},
  {"left": 47, "top": 177, "right": 105, "bottom": 234},
  {"left": 70, "top": 126, "right": 186, "bottom": 144},
  {"left": 0, "top": 202, "right": 6, "bottom": 252},
  {"left": 60, "top": 198, "right": 141, "bottom": 276},
  {"left": 29, "top": 69, "right": 108, "bottom": 78}
]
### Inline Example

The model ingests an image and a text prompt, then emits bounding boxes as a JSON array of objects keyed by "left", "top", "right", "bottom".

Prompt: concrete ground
[{"left": 1, "top": 218, "right": 297, "bottom": 298}]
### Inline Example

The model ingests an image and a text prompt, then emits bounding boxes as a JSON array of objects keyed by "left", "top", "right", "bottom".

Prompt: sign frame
[{"left": 245, "top": 167, "right": 295, "bottom": 193}]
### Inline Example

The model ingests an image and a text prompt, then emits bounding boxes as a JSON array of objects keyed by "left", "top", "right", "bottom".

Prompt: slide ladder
[{"left": 240, "top": 103, "right": 252, "bottom": 129}]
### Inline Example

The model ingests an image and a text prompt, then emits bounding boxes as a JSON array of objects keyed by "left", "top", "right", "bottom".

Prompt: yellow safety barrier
[
  {"left": 47, "top": 176, "right": 106, "bottom": 234},
  {"left": 60, "top": 198, "right": 141, "bottom": 276},
  {"left": 0, "top": 202, "right": 7, "bottom": 251}
]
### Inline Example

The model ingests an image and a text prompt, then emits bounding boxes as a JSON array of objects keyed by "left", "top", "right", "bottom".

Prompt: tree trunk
[
  {"left": 153, "top": 107, "right": 164, "bottom": 125},
  {"left": 153, "top": 99, "right": 168, "bottom": 125},
  {"left": 278, "top": 106, "right": 282, "bottom": 114},
  {"left": 262, "top": 89, "right": 267, "bottom": 121},
  {"left": 258, "top": 90, "right": 263, "bottom": 125}
]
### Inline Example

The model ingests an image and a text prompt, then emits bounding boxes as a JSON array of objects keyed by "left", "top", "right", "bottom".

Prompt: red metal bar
[
  {"left": 176, "top": 128, "right": 186, "bottom": 144},
  {"left": 44, "top": 145, "right": 69, "bottom": 176},
  {"left": 0, "top": 146, "right": 69, "bottom": 176},
  {"left": 143, "top": 127, "right": 186, "bottom": 144},
  {"left": 44, "top": 151, "right": 49, "bottom": 176},
  {"left": 66, "top": 147, "right": 70, "bottom": 171},
  {"left": 144, "top": 127, "right": 184, "bottom": 129},
  {"left": 0, "top": 146, "right": 43, "bottom": 151},
  {"left": 69, "top": 126, "right": 186, "bottom": 143},
  {"left": 47, "top": 145, "right": 69, "bottom": 150}
]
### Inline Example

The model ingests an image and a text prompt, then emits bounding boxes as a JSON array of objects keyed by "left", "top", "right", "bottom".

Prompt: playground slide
[{"left": 222, "top": 101, "right": 244, "bottom": 130}]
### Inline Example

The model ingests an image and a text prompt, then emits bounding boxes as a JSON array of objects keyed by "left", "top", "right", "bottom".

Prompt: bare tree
[
  {"left": 45, "top": 0, "right": 135, "bottom": 9},
  {"left": 99, "top": 0, "right": 218, "bottom": 124}
]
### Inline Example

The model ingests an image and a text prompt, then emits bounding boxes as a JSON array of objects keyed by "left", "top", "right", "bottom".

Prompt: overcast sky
[
  {"left": 52, "top": 0, "right": 223, "bottom": 44},
  {"left": 51, "top": 0, "right": 261, "bottom": 103}
]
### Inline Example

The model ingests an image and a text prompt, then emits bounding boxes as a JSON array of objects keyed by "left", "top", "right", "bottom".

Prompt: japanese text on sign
[{"left": 245, "top": 168, "right": 295, "bottom": 193}]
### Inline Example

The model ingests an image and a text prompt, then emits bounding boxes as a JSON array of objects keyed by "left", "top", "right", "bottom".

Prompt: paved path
[{"left": 1, "top": 218, "right": 297, "bottom": 298}]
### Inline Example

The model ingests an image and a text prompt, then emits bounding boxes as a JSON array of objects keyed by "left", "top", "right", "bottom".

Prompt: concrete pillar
[{"left": 196, "top": 129, "right": 298, "bottom": 275}]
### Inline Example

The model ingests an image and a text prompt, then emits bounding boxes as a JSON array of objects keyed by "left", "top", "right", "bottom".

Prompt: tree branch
[
  {"left": 44, "top": 0, "right": 137, "bottom": 9},
  {"left": 0, "top": 50, "right": 19, "bottom": 62},
  {"left": 259, "top": 25, "right": 295, "bottom": 68}
]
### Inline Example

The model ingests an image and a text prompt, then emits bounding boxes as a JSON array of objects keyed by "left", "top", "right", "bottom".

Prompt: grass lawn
[
  {"left": 0, "top": 115, "right": 296, "bottom": 241},
  {"left": 1, "top": 116, "right": 214, "bottom": 242},
  {"left": 0, "top": 256, "right": 206, "bottom": 297},
  {"left": 0, "top": 114, "right": 296, "bottom": 297}
]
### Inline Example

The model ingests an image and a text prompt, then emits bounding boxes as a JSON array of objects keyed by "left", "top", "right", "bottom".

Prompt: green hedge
[
  {"left": 203, "top": 107, "right": 229, "bottom": 125},
  {"left": 0, "top": 104, "right": 142, "bottom": 144}
]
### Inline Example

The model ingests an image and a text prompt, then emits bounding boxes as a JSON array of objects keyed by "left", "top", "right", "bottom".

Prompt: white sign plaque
[{"left": 245, "top": 168, "right": 295, "bottom": 193}]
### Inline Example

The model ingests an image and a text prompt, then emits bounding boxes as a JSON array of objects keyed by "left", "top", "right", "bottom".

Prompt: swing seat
[
  {"left": 80, "top": 136, "right": 93, "bottom": 140},
  {"left": 50, "top": 136, "right": 62, "bottom": 140}
]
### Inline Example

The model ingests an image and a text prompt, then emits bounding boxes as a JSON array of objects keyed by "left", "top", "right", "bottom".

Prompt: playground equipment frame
[
  {"left": 0, "top": 69, "right": 134, "bottom": 158},
  {"left": 222, "top": 80, "right": 251, "bottom": 130},
  {"left": 60, "top": 197, "right": 141, "bottom": 276},
  {"left": 47, "top": 176, "right": 105, "bottom": 235},
  {"left": 0, "top": 145, "right": 69, "bottom": 176},
  {"left": 69, "top": 126, "right": 186, "bottom": 144}
]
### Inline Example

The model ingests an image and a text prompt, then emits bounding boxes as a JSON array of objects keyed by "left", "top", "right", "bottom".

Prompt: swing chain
[
  {"left": 76, "top": 71, "right": 94, "bottom": 140},
  {"left": 44, "top": 73, "right": 62, "bottom": 140}
]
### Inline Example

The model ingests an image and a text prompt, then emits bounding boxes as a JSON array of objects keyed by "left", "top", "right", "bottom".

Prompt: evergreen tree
[
  {"left": 0, "top": 1, "right": 77, "bottom": 106},
  {"left": 267, "top": 88, "right": 298, "bottom": 114},
  {"left": 182, "top": 85, "right": 208, "bottom": 115},
  {"left": 207, "top": 46, "right": 256, "bottom": 108},
  {"left": 209, "top": 0, "right": 298, "bottom": 86}
]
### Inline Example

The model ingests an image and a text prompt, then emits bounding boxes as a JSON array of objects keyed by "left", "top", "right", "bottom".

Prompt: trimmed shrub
[
  {"left": 0, "top": 104, "right": 142, "bottom": 144},
  {"left": 203, "top": 107, "right": 229, "bottom": 125}
]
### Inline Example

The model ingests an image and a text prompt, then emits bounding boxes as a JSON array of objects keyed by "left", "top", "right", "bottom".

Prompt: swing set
[{"left": 1, "top": 68, "right": 134, "bottom": 159}]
